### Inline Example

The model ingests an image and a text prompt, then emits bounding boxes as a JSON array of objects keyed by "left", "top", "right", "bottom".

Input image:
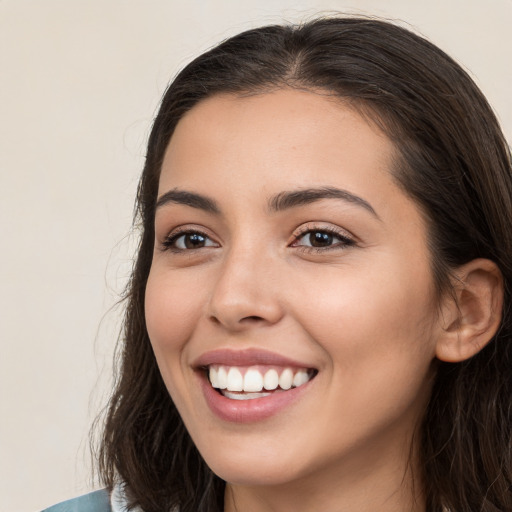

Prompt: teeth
[
  {"left": 223, "top": 391, "right": 272, "bottom": 400},
  {"left": 217, "top": 367, "right": 227, "bottom": 389},
  {"left": 263, "top": 369, "right": 279, "bottom": 390},
  {"left": 209, "top": 367, "right": 219, "bottom": 388},
  {"left": 208, "top": 365, "right": 313, "bottom": 394},
  {"left": 244, "top": 369, "right": 263, "bottom": 392},
  {"left": 293, "top": 369, "right": 309, "bottom": 387},
  {"left": 226, "top": 367, "right": 243, "bottom": 391},
  {"left": 279, "top": 368, "right": 293, "bottom": 390}
]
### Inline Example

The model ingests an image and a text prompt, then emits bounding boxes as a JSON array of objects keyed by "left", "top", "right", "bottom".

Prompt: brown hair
[{"left": 98, "top": 16, "right": 512, "bottom": 512}]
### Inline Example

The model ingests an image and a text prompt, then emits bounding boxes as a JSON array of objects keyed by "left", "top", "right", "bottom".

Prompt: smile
[
  {"left": 208, "top": 365, "right": 315, "bottom": 400},
  {"left": 194, "top": 349, "right": 318, "bottom": 421}
]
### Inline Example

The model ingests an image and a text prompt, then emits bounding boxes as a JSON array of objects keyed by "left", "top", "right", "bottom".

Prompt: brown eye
[
  {"left": 182, "top": 233, "right": 207, "bottom": 249},
  {"left": 309, "top": 231, "right": 334, "bottom": 247},
  {"left": 166, "top": 231, "right": 217, "bottom": 250},
  {"left": 294, "top": 229, "right": 353, "bottom": 250}
]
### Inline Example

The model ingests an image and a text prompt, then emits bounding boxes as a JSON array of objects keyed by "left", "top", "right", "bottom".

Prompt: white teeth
[
  {"left": 226, "top": 367, "right": 244, "bottom": 391},
  {"left": 293, "top": 369, "right": 309, "bottom": 387},
  {"left": 208, "top": 365, "right": 313, "bottom": 394},
  {"left": 223, "top": 391, "right": 271, "bottom": 400},
  {"left": 217, "top": 366, "right": 227, "bottom": 389},
  {"left": 279, "top": 368, "right": 294, "bottom": 390},
  {"left": 244, "top": 369, "right": 263, "bottom": 392},
  {"left": 209, "top": 367, "right": 219, "bottom": 388},
  {"left": 263, "top": 369, "right": 279, "bottom": 390}
]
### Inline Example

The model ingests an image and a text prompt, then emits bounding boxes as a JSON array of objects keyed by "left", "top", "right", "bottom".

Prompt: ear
[{"left": 436, "top": 258, "right": 504, "bottom": 363}]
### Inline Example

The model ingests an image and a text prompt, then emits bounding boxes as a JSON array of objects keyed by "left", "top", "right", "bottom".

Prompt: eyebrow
[
  {"left": 268, "top": 186, "right": 379, "bottom": 218},
  {"left": 155, "top": 186, "right": 378, "bottom": 218},
  {"left": 155, "top": 188, "right": 220, "bottom": 214}
]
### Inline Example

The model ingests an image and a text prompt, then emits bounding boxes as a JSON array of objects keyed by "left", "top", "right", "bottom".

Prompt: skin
[{"left": 145, "top": 89, "right": 448, "bottom": 512}]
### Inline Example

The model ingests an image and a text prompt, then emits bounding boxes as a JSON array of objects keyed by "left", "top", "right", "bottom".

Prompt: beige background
[{"left": 1, "top": 1, "right": 510, "bottom": 511}]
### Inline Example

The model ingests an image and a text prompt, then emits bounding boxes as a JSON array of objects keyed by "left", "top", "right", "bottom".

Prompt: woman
[{"left": 44, "top": 16, "right": 512, "bottom": 512}]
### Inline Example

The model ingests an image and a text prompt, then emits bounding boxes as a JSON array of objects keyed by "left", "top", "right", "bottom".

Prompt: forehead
[{"left": 160, "top": 89, "right": 394, "bottom": 195}]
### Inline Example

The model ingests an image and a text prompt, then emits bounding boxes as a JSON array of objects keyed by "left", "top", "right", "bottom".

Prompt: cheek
[
  {"left": 145, "top": 267, "right": 206, "bottom": 364},
  {"left": 297, "top": 266, "right": 437, "bottom": 439},
  {"left": 293, "top": 256, "right": 438, "bottom": 380}
]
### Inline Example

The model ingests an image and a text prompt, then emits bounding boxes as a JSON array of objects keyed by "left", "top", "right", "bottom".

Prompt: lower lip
[{"left": 198, "top": 372, "right": 313, "bottom": 423}]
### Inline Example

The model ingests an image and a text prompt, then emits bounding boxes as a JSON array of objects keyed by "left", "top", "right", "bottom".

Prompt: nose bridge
[{"left": 207, "top": 237, "right": 283, "bottom": 329}]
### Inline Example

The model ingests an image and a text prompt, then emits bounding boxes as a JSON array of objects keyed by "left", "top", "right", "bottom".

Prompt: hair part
[{"left": 97, "top": 16, "right": 512, "bottom": 512}]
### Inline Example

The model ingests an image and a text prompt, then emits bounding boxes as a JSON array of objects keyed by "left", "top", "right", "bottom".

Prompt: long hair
[{"left": 98, "top": 17, "right": 512, "bottom": 512}]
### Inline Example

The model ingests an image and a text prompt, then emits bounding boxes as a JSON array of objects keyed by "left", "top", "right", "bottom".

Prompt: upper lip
[{"left": 193, "top": 348, "right": 316, "bottom": 369}]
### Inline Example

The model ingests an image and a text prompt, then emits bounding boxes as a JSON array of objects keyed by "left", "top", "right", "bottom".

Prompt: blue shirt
[{"left": 41, "top": 489, "right": 112, "bottom": 512}]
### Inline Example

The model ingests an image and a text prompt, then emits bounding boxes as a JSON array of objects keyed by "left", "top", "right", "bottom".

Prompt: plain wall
[{"left": 1, "top": 1, "right": 510, "bottom": 511}]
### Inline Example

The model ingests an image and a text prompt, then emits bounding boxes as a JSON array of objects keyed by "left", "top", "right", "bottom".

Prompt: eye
[
  {"left": 163, "top": 230, "right": 218, "bottom": 251},
  {"left": 292, "top": 227, "right": 354, "bottom": 251}
]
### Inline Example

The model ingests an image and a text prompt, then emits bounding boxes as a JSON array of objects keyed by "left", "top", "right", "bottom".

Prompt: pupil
[
  {"left": 185, "top": 233, "right": 205, "bottom": 249},
  {"left": 310, "top": 231, "right": 333, "bottom": 247}
]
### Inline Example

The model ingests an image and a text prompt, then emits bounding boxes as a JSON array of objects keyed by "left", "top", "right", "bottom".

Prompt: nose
[{"left": 207, "top": 246, "right": 284, "bottom": 331}]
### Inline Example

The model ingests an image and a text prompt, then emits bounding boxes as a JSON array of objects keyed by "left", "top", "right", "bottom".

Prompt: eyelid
[
  {"left": 289, "top": 222, "right": 357, "bottom": 251},
  {"left": 159, "top": 225, "right": 220, "bottom": 252},
  {"left": 292, "top": 222, "right": 355, "bottom": 241}
]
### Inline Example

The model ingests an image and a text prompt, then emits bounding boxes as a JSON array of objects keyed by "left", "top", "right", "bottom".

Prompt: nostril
[
  {"left": 208, "top": 315, "right": 263, "bottom": 324},
  {"left": 241, "top": 315, "right": 265, "bottom": 322}
]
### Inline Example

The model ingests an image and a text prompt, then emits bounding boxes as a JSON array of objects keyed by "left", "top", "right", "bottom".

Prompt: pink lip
[
  {"left": 193, "top": 348, "right": 316, "bottom": 423},
  {"left": 193, "top": 348, "right": 315, "bottom": 369},
  {"left": 198, "top": 371, "right": 313, "bottom": 423}
]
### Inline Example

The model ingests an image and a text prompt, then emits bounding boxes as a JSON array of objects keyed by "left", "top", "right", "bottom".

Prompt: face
[{"left": 145, "top": 90, "right": 441, "bottom": 491}]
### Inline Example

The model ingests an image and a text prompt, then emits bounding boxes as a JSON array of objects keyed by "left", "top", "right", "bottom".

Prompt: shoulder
[{"left": 41, "top": 489, "right": 112, "bottom": 512}]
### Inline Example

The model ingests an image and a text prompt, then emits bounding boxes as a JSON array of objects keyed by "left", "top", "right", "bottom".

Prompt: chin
[
  {"left": 193, "top": 430, "right": 322, "bottom": 488},
  {"left": 207, "top": 457, "right": 304, "bottom": 487}
]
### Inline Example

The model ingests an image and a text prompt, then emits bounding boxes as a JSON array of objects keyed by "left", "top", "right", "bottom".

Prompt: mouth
[
  {"left": 203, "top": 365, "right": 317, "bottom": 401},
  {"left": 194, "top": 348, "right": 318, "bottom": 421}
]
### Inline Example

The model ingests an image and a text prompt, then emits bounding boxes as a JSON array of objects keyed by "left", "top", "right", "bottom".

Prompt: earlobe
[{"left": 435, "top": 258, "right": 504, "bottom": 363}]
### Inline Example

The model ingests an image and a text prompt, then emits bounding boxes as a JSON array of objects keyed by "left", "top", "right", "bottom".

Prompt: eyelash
[
  {"left": 161, "top": 227, "right": 216, "bottom": 253},
  {"left": 291, "top": 225, "right": 355, "bottom": 253},
  {"left": 160, "top": 225, "right": 355, "bottom": 254}
]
